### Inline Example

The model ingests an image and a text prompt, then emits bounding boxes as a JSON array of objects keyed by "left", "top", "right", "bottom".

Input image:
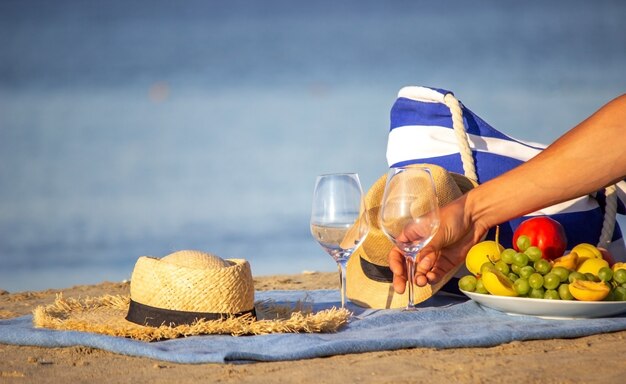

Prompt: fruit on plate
[
  {"left": 551, "top": 252, "right": 579, "bottom": 270},
  {"left": 614, "top": 269, "right": 626, "bottom": 285},
  {"left": 482, "top": 268, "right": 518, "bottom": 297},
  {"left": 568, "top": 280, "right": 610, "bottom": 301},
  {"left": 458, "top": 275, "right": 478, "bottom": 292},
  {"left": 576, "top": 257, "right": 610, "bottom": 276},
  {"left": 465, "top": 240, "right": 504, "bottom": 276},
  {"left": 612, "top": 262, "right": 626, "bottom": 272},
  {"left": 459, "top": 240, "right": 626, "bottom": 301},
  {"left": 571, "top": 243, "right": 603, "bottom": 263},
  {"left": 597, "top": 267, "right": 613, "bottom": 282},
  {"left": 512, "top": 216, "right": 567, "bottom": 260},
  {"left": 460, "top": 232, "right": 626, "bottom": 302}
]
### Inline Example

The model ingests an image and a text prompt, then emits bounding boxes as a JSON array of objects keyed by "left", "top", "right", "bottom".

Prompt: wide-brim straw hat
[
  {"left": 346, "top": 164, "right": 477, "bottom": 309},
  {"left": 33, "top": 250, "right": 349, "bottom": 341}
]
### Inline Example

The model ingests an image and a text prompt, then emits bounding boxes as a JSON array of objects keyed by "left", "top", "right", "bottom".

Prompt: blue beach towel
[
  {"left": 387, "top": 86, "right": 626, "bottom": 261},
  {"left": 2, "top": 289, "right": 626, "bottom": 364}
]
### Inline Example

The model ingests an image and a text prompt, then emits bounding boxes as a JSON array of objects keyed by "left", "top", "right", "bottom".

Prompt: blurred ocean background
[{"left": 1, "top": 0, "right": 625, "bottom": 292}]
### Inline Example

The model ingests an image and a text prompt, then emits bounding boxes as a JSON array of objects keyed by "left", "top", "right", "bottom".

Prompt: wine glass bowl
[
  {"left": 310, "top": 173, "right": 369, "bottom": 308},
  {"left": 379, "top": 166, "right": 440, "bottom": 309}
]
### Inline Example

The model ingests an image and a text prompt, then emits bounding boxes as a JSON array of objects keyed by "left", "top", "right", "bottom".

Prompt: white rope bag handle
[
  {"left": 443, "top": 93, "right": 478, "bottom": 183},
  {"left": 598, "top": 185, "right": 618, "bottom": 248},
  {"left": 442, "top": 92, "right": 617, "bottom": 249}
]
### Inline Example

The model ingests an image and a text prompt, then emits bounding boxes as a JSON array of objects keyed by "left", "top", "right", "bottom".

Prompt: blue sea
[{"left": 1, "top": 0, "right": 625, "bottom": 292}]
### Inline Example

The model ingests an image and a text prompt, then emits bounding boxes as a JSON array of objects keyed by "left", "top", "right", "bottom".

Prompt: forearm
[{"left": 467, "top": 94, "right": 626, "bottom": 230}]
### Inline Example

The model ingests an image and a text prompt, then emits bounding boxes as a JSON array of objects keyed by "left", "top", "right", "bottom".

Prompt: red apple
[{"left": 512, "top": 216, "right": 567, "bottom": 260}]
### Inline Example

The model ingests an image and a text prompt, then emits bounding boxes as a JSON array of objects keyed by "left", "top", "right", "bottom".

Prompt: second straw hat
[{"left": 346, "top": 164, "right": 476, "bottom": 309}]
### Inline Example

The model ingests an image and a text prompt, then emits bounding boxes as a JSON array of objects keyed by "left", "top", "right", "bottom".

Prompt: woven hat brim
[{"left": 33, "top": 294, "right": 351, "bottom": 342}]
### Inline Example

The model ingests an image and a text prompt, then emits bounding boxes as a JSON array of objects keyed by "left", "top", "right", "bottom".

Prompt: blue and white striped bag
[{"left": 387, "top": 86, "right": 626, "bottom": 261}]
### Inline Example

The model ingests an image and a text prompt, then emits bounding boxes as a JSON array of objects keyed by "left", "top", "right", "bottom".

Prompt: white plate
[{"left": 461, "top": 290, "right": 626, "bottom": 320}]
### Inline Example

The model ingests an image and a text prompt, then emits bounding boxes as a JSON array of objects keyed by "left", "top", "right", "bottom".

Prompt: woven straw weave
[{"left": 129, "top": 251, "right": 254, "bottom": 314}]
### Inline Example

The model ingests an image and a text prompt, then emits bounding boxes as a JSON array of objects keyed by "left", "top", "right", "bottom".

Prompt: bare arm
[{"left": 469, "top": 93, "right": 626, "bottom": 229}]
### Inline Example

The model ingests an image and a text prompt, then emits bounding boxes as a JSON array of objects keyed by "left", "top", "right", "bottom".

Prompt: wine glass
[
  {"left": 379, "top": 165, "right": 440, "bottom": 310},
  {"left": 310, "top": 173, "right": 369, "bottom": 308}
]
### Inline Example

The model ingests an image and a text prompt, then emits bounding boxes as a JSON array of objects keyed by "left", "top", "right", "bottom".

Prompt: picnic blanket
[{"left": 2, "top": 289, "right": 626, "bottom": 364}]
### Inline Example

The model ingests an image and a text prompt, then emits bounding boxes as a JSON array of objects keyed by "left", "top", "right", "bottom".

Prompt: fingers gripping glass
[
  {"left": 310, "top": 173, "right": 369, "bottom": 308},
  {"left": 380, "top": 166, "right": 440, "bottom": 310}
]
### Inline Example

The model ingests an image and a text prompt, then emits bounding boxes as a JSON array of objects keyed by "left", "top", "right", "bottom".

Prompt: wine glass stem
[
  {"left": 406, "top": 256, "right": 415, "bottom": 309},
  {"left": 338, "top": 261, "right": 348, "bottom": 308}
]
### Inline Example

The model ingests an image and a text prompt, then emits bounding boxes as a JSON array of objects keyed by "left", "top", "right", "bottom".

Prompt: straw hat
[
  {"left": 125, "top": 250, "right": 255, "bottom": 326},
  {"left": 33, "top": 250, "right": 350, "bottom": 341},
  {"left": 346, "top": 164, "right": 477, "bottom": 309}
]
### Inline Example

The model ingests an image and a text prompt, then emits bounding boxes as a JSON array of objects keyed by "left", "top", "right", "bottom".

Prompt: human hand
[{"left": 388, "top": 194, "right": 488, "bottom": 292}]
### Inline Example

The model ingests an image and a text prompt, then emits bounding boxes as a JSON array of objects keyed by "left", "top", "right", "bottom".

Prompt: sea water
[{"left": 1, "top": 0, "right": 625, "bottom": 291}]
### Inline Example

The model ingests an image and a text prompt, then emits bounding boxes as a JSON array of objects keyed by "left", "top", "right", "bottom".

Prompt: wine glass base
[{"left": 403, "top": 306, "right": 419, "bottom": 312}]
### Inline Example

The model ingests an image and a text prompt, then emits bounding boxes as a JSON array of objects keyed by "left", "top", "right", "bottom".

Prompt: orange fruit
[
  {"left": 552, "top": 252, "right": 579, "bottom": 270},
  {"left": 576, "top": 258, "right": 609, "bottom": 276},
  {"left": 568, "top": 280, "right": 610, "bottom": 301},
  {"left": 571, "top": 243, "right": 602, "bottom": 265}
]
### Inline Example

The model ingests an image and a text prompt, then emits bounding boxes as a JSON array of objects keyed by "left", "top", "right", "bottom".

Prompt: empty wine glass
[
  {"left": 310, "top": 173, "right": 369, "bottom": 308},
  {"left": 379, "top": 165, "right": 440, "bottom": 310}
]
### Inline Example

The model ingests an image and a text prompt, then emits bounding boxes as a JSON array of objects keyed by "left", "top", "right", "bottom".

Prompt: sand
[{"left": 1, "top": 272, "right": 625, "bottom": 384}]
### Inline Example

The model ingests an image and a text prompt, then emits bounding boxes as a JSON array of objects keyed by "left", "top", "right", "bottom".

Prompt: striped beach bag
[{"left": 386, "top": 86, "right": 626, "bottom": 263}]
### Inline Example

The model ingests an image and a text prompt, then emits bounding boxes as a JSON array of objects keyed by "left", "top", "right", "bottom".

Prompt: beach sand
[{"left": 1, "top": 273, "right": 624, "bottom": 383}]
